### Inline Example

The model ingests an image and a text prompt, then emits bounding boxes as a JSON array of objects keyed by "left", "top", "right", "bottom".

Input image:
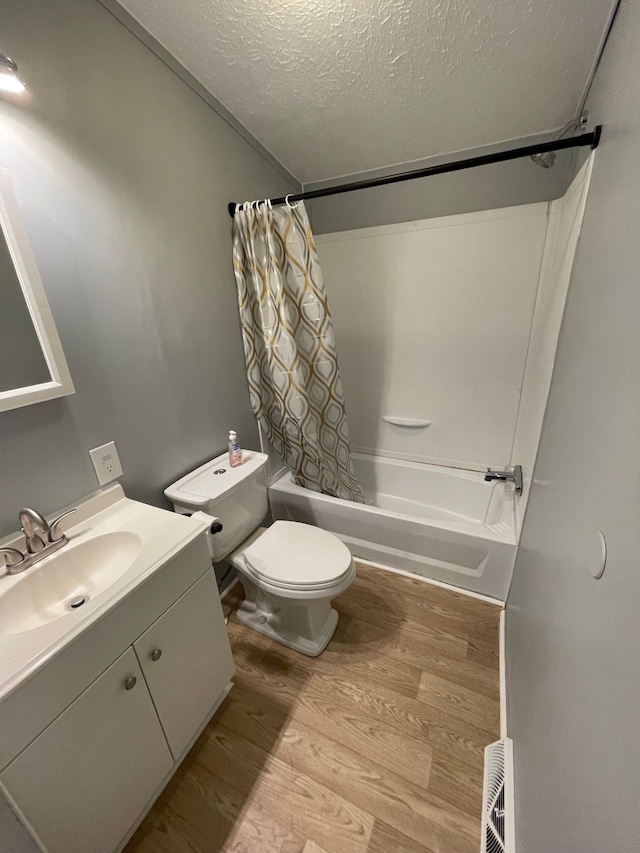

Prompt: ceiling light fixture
[{"left": 0, "top": 55, "right": 26, "bottom": 94}]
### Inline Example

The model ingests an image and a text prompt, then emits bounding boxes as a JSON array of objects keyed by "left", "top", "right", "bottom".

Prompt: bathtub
[{"left": 268, "top": 453, "right": 518, "bottom": 601}]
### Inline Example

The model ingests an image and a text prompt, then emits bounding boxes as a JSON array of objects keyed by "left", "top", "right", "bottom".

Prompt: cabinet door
[
  {"left": 1, "top": 648, "right": 172, "bottom": 853},
  {"left": 134, "top": 569, "right": 235, "bottom": 758}
]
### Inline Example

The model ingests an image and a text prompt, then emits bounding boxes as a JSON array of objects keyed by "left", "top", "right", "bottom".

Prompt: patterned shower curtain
[{"left": 232, "top": 200, "right": 365, "bottom": 503}]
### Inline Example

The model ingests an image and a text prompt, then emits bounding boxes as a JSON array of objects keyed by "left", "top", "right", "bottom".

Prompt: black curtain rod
[{"left": 228, "top": 125, "right": 602, "bottom": 217}]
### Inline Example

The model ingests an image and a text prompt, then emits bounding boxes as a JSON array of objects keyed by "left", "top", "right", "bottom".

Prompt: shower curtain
[{"left": 232, "top": 199, "right": 365, "bottom": 503}]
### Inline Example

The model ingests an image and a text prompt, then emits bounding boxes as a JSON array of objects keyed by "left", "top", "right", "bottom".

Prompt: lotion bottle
[{"left": 228, "top": 430, "right": 243, "bottom": 467}]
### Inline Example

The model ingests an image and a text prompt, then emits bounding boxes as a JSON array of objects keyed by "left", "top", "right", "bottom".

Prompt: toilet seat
[
  {"left": 243, "top": 520, "right": 353, "bottom": 590},
  {"left": 242, "top": 562, "right": 352, "bottom": 592}
]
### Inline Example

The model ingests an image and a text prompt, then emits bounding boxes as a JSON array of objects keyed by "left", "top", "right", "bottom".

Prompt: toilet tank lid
[{"left": 164, "top": 450, "right": 268, "bottom": 509}]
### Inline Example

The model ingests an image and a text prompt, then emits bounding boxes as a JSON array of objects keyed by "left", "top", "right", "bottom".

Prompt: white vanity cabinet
[
  {"left": 0, "top": 534, "right": 235, "bottom": 853},
  {"left": 133, "top": 569, "right": 234, "bottom": 758},
  {"left": 1, "top": 649, "right": 173, "bottom": 853}
]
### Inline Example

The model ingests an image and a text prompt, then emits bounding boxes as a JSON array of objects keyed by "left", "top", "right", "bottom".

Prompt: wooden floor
[{"left": 125, "top": 563, "right": 501, "bottom": 853}]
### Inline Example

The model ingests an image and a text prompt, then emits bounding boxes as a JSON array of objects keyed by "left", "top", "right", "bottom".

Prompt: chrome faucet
[
  {"left": 484, "top": 465, "right": 523, "bottom": 496},
  {"left": 19, "top": 507, "right": 49, "bottom": 554},
  {"left": 0, "top": 507, "right": 78, "bottom": 575}
]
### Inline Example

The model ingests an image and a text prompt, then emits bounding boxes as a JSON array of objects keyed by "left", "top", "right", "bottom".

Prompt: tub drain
[{"left": 68, "top": 595, "right": 88, "bottom": 610}]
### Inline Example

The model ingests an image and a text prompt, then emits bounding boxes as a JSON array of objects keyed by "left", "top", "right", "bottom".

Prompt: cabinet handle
[
  {"left": 124, "top": 676, "right": 137, "bottom": 690},
  {"left": 151, "top": 648, "right": 162, "bottom": 662}
]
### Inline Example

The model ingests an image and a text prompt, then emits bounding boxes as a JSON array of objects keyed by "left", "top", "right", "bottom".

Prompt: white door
[
  {"left": 1, "top": 648, "right": 172, "bottom": 853},
  {"left": 133, "top": 569, "right": 235, "bottom": 758}
]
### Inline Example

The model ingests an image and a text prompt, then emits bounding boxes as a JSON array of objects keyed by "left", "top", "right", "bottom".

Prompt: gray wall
[
  {"left": 506, "top": 1, "right": 640, "bottom": 850},
  {"left": 0, "top": 0, "right": 297, "bottom": 536},
  {"left": 308, "top": 148, "right": 577, "bottom": 234}
]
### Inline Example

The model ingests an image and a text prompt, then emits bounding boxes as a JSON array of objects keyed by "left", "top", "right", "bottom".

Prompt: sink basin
[
  {"left": 0, "top": 532, "right": 142, "bottom": 635},
  {"left": 0, "top": 484, "right": 208, "bottom": 701}
]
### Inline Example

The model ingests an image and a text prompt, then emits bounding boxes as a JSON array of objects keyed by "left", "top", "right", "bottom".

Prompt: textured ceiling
[{"left": 115, "top": 0, "right": 617, "bottom": 184}]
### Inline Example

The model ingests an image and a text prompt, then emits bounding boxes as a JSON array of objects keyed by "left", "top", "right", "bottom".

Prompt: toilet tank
[{"left": 164, "top": 450, "right": 269, "bottom": 562}]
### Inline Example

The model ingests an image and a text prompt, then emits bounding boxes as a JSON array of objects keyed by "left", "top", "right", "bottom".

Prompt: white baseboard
[
  {"left": 500, "top": 608, "right": 507, "bottom": 739},
  {"left": 354, "top": 556, "right": 505, "bottom": 606}
]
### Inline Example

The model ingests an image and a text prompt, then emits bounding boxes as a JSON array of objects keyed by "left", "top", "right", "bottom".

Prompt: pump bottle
[{"left": 228, "top": 430, "right": 243, "bottom": 467}]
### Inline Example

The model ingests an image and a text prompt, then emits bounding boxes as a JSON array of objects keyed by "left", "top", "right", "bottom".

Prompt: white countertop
[{"left": 0, "top": 485, "right": 207, "bottom": 702}]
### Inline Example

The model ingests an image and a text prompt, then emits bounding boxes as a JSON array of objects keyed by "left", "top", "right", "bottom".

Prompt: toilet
[{"left": 164, "top": 450, "right": 355, "bottom": 656}]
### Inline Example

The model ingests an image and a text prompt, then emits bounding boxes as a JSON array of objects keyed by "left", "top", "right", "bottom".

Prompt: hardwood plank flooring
[
  {"left": 125, "top": 562, "right": 501, "bottom": 853},
  {"left": 302, "top": 842, "right": 331, "bottom": 853}
]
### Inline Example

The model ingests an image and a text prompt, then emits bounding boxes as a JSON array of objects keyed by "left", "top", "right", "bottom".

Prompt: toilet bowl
[
  {"left": 229, "top": 521, "right": 355, "bottom": 656},
  {"left": 164, "top": 451, "right": 355, "bottom": 656}
]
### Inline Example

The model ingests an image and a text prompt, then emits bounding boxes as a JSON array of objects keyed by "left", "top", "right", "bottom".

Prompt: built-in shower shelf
[{"left": 382, "top": 417, "right": 431, "bottom": 428}]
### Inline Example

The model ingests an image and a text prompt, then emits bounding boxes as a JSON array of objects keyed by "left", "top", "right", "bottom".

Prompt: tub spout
[{"left": 484, "top": 465, "right": 523, "bottom": 496}]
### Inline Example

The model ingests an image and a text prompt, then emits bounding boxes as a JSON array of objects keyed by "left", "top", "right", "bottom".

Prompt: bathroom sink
[
  {"left": 0, "top": 532, "right": 142, "bottom": 635},
  {"left": 0, "top": 484, "right": 208, "bottom": 701}
]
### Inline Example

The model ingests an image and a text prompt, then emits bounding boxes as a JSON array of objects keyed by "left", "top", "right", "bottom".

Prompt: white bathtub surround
[
  {"left": 511, "top": 156, "right": 594, "bottom": 532},
  {"left": 313, "top": 157, "right": 594, "bottom": 543},
  {"left": 316, "top": 202, "right": 550, "bottom": 471},
  {"left": 270, "top": 452, "right": 517, "bottom": 600},
  {"left": 232, "top": 200, "right": 364, "bottom": 503}
]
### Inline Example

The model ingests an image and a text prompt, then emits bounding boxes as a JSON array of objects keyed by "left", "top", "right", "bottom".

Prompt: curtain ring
[
  {"left": 285, "top": 193, "right": 299, "bottom": 209},
  {"left": 234, "top": 204, "right": 240, "bottom": 215}
]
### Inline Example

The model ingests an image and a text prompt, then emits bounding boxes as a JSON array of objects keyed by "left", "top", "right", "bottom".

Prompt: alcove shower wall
[{"left": 315, "top": 158, "right": 593, "bottom": 531}]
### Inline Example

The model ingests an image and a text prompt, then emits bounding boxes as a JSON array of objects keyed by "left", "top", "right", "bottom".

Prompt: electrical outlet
[{"left": 89, "top": 441, "right": 124, "bottom": 486}]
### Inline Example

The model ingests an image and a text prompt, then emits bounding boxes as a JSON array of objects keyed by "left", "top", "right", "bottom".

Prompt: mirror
[{"left": 0, "top": 169, "right": 74, "bottom": 411}]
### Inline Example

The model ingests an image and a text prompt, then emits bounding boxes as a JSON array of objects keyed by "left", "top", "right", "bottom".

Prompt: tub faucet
[{"left": 484, "top": 465, "right": 523, "bottom": 496}]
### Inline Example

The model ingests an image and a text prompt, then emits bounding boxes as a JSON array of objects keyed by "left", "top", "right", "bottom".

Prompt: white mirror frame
[{"left": 0, "top": 169, "right": 74, "bottom": 412}]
